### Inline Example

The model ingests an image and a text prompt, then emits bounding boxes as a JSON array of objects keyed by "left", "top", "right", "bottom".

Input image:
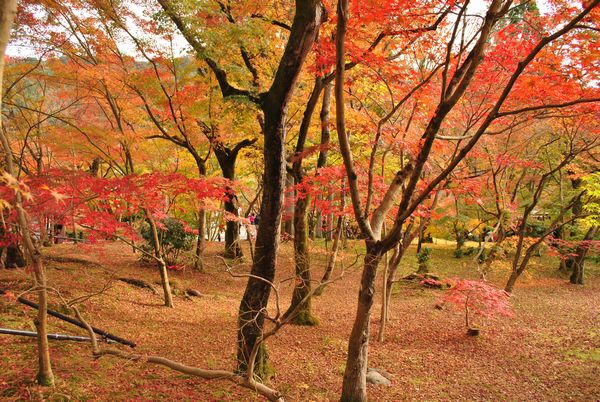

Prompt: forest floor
[{"left": 0, "top": 240, "right": 599, "bottom": 401}]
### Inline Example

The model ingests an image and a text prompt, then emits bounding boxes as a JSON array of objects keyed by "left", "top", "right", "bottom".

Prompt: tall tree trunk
[
  {"left": 286, "top": 76, "right": 324, "bottom": 324},
  {"left": 283, "top": 172, "right": 295, "bottom": 237},
  {"left": 341, "top": 246, "right": 382, "bottom": 402},
  {"left": 319, "top": 81, "right": 333, "bottom": 241},
  {"left": 194, "top": 160, "right": 207, "bottom": 270},
  {"left": 377, "top": 237, "right": 389, "bottom": 342},
  {"left": 570, "top": 225, "right": 598, "bottom": 285},
  {"left": 236, "top": 1, "right": 324, "bottom": 378},
  {"left": 214, "top": 142, "right": 253, "bottom": 260},
  {"left": 315, "top": 210, "right": 323, "bottom": 238},
  {"left": 315, "top": 214, "right": 344, "bottom": 295},
  {"left": 416, "top": 224, "right": 425, "bottom": 253},
  {"left": 147, "top": 215, "right": 173, "bottom": 308},
  {"left": 236, "top": 108, "right": 286, "bottom": 377},
  {"left": 194, "top": 208, "right": 206, "bottom": 271},
  {"left": 0, "top": 0, "right": 54, "bottom": 385},
  {"left": 284, "top": 193, "right": 319, "bottom": 325},
  {"left": 31, "top": 255, "right": 54, "bottom": 386},
  {"left": 223, "top": 193, "right": 243, "bottom": 259}
]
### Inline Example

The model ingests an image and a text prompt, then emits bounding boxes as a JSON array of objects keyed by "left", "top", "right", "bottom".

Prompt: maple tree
[
  {"left": 334, "top": 0, "right": 600, "bottom": 399},
  {"left": 441, "top": 279, "right": 513, "bottom": 333},
  {"left": 2, "top": 0, "right": 600, "bottom": 400}
]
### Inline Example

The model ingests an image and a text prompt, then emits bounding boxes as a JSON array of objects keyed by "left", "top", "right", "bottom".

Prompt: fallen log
[
  {"left": 0, "top": 327, "right": 95, "bottom": 342},
  {"left": 0, "top": 288, "right": 136, "bottom": 348}
]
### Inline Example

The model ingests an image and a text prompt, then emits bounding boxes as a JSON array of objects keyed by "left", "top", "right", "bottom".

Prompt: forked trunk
[{"left": 224, "top": 192, "right": 243, "bottom": 259}]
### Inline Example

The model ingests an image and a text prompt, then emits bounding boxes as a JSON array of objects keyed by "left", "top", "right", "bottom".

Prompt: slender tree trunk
[
  {"left": 147, "top": 215, "right": 173, "bottom": 308},
  {"left": 383, "top": 244, "right": 404, "bottom": 318},
  {"left": 315, "top": 210, "right": 323, "bottom": 238},
  {"left": 315, "top": 214, "right": 344, "bottom": 295},
  {"left": 283, "top": 172, "right": 295, "bottom": 237},
  {"left": 377, "top": 237, "right": 389, "bottom": 342},
  {"left": 284, "top": 194, "right": 318, "bottom": 325},
  {"left": 286, "top": 75, "right": 325, "bottom": 323},
  {"left": 416, "top": 224, "right": 425, "bottom": 253},
  {"left": 194, "top": 208, "right": 206, "bottom": 271},
  {"left": 318, "top": 80, "right": 333, "bottom": 241},
  {"left": 341, "top": 246, "right": 382, "bottom": 402},
  {"left": 504, "top": 270, "right": 519, "bottom": 294},
  {"left": 31, "top": 256, "right": 54, "bottom": 386},
  {"left": 0, "top": 0, "right": 54, "bottom": 386},
  {"left": 223, "top": 193, "right": 243, "bottom": 259},
  {"left": 194, "top": 161, "right": 207, "bottom": 270},
  {"left": 379, "top": 219, "right": 422, "bottom": 340}
]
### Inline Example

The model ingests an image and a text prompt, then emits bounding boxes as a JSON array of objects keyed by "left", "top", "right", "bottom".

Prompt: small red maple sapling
[{"left": 440, "top": 279, "right": 513, "bottom": 336}]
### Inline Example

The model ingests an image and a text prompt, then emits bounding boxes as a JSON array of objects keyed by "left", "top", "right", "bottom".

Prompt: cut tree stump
[{"left": 467, "top": 328, "right": 480, "bottom": 337}]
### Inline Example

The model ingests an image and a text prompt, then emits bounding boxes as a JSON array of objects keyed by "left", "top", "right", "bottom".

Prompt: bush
[{"left": 141, "top": 218, "right": 194, "bottom": 266}]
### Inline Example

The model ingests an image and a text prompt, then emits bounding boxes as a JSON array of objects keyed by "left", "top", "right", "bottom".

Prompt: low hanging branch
[{"left": 0, "top": 289, "right": 136, "bottom": 348}]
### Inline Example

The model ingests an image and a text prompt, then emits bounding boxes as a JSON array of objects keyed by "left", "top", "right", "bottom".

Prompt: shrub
[{"left": 141, "top": 218, "right": 194, "bottom": 266}]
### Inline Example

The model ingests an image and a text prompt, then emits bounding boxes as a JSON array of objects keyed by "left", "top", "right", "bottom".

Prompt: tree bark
[
  {"left": 0, "top": 0, "right": 54, "bottom": 387},
  {"left": 285, "top": 76, "right": 324, "bottom": 324},
  {"left": 194, "top": 160, "right": 207, "bottom": 271},
  {"left": 284, "top": 193, "right": 319, "bottom": 325},
  {"left": 194, "top": 208, "right": 206, "bottom": 271},
  {"left": 570, "top": 225, "right": 597, "bottom": 285},
  {"left": 237, "top": 0, "right": 324, "bottom": 378},
  {"left": 214, "top": 142, "right": 253, "bottom": 259},
  {"left": 315, "top": 214, "right": 344, "bottom": 296},
  {"left": 147, "top": 214, "right": 173, "bottom": 308},
  {"left": 319, "top": 81, "right": 333, "bottom": 240},
  {"left": 5, "top": 243, "right": 26, "bottom": 267},
  {"left": 341, "top": 246, "right": 382, "bottom": 402}
]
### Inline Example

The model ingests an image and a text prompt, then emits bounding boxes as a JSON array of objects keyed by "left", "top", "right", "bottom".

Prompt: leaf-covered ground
[{"left": 1, "top": 241, "right": 599, "bottom": 401}]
